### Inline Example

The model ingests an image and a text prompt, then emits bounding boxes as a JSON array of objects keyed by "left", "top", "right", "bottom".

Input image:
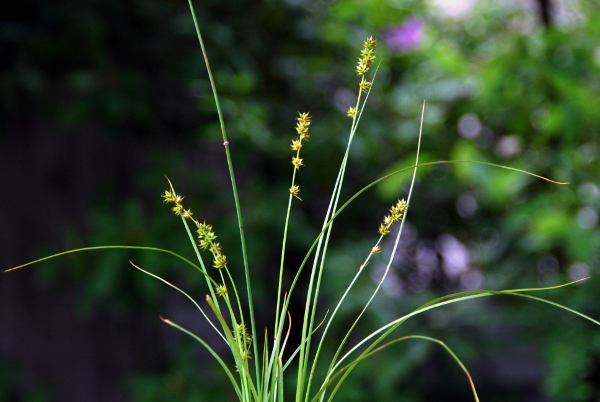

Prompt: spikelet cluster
[
  {"left": 356, "top": 36, "right": 376, "bottom": 92},
  {"left": 347, "top": 37, "right": 377, "bottom": 118},
  {"left": 289, "top": 112, "right": 312, "bottom": 199},
  {"left": 235, "top": 323, "right": 253, "bottom": 361},
  {"left": 378, "top": 199, "right": 408, "bottom": 236},
  {"left": 162, "top": 189, "right": 193, "bottom": 219},
  {"left": 196, "top": 221, "right": 228, "bottom": 269},
  {"left": 162, "top": 181, "right": 229, "bottom": 271}
]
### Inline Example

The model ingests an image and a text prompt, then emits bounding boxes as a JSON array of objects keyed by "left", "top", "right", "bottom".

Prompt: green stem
[
  {"left": 271, "top": 165, "right": 299, "bottom": 399},
  {"left": 131, "top": 261, "right": 227, "bottom": 343},
  {"left": 186, "top": 0, "right": 260, "bottom": 387},
  {"left": 301, "top": 68, "right": 379, "bottom": 402},
  {"left": 317, "top": 101, "right": 424, "bottom": 401},
  {"left": 206, "top": 295, "right": 259, "bottom": 400}
]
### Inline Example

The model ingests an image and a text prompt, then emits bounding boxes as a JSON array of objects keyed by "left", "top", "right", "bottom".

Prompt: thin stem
[
  {"left": 301, "top": 67, "right": 379, "bottom": 402},
  {"left": 131, "top": 261, "right": 226, "bottom": 343},
  {"left": 206, "top": 295, "right": 259, "bottom": 400},
  {"left": 186, "top": 0, "right": 260, "bottom": 386},
  {"left": 315, "top": 101, "right": 425, "bottom": 402},
  {"left": 273, "top": 158, "right": 300, "bottom": 380}
]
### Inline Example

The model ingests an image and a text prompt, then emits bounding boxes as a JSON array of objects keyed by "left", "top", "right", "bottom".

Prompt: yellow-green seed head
[
  {"left": 296, "top": 112, "right": 311, "bottom": 136},
  {"left": 216, "top": 284, "right": 228, "bottom": 297},
  {"left": 210, "top": 242, "right": 222, "bottom": 255},
  {"left": 171, "top": 204, "right": 184, "bottom": 216},
  {"left": 396, "top": 199, "right": 408, "bottom": 214},
  {"left": 213, "top": 254, "right": 227, "bottom": 269},
  {"left": 359, "top": 81, "right": 372, "bottom": 92},
  {"left": 292, "top": 156, "right": 304, "bottom": 169},
  {"left": 378, "top": 224, "right": 390, "bottom": 236},
  {"left": 162, "top": 190, "right": 174, "bottom": 203},
  {"left": 289, "top": 184, "right": 301, "bottom": 198},
  {"left": 197, "top": 222, "right": 215, "bottom": 238},
  {"left": 291, "top": 139, "right": 303, "bottom": 151},
  {"left": 163, "top": 189, "right": 184, "bottom": 205},
  {"left": 378, "top": 198, "right": 408, "bottom": 235},
  {"left": 356, "top": 36, "right": 377, "bottom": 76},
  {"left": 383, "top": 214, "right": 394, "bottom": 227},
  {"left": 236, "top": 323, "right": 252, "bottom": 347}
]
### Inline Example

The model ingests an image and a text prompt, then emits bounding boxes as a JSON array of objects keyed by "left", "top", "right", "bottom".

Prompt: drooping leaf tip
[{"left": 159, "top": 316, "right": 173, "bottom": 325}]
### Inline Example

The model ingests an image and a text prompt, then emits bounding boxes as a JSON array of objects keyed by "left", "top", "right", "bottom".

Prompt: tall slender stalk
[
  {"left": 186, "top": 0, "right": 260, "bottom": 387},
  {"left": 296, "top": 38, "right": 378, "bottom": 402}
]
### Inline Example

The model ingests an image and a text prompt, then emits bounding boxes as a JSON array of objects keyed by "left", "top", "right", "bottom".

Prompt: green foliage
[{"left": 0, "top": 363, "right": 50, "bottom": 402}]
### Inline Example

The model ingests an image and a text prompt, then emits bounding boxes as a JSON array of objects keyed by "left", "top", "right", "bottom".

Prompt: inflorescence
[
  {"left": 348, "top": 36, "right": 377, "bottom": 118},
  {"left": 378, "top": 199, "right": 408, "bottom": 236},
  {"left": 289, "top": 112, "right": 312, "bottom": 200},
  {"left": 162, "top": 182, "right": 229, "bottom": 272}
]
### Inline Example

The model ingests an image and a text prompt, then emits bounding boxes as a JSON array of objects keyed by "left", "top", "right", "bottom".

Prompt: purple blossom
[{"left": 383, "top": 18, "right": 425, "bottom": 53}]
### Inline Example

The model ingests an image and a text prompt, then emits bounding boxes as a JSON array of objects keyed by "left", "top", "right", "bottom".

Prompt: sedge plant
[{"left": 5, "top": 3, "right": 600, "bottom": 401}]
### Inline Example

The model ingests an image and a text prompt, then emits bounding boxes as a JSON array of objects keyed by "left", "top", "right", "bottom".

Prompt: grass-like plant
[{"left": 5, "top": 3, "right": 600, "bottom": 401}]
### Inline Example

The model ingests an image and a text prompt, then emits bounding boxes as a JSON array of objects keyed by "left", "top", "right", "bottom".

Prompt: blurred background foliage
[{"left": 2, "top": 0, "right": 599, "bottom": 401}]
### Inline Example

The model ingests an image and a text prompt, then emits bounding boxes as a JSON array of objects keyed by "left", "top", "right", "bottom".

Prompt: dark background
[{"left": 1, "top": 0, "right": 599, "bottom": 401}]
